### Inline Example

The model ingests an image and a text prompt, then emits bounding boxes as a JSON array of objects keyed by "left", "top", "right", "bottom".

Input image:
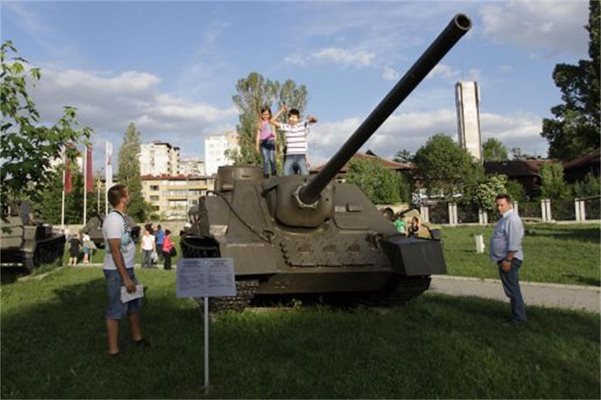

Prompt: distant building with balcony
[
  {"left": 179, "top": 158, "right": 205, "bottom": 176},
  {"left": 140, "top": 141, "right": 181, "bottom": 176},
  {"left": 141, "top": 175, "right": 215, "bottom": 220},
  {"left": 204, "top": 131, "right": 239, "bottom": 175}
]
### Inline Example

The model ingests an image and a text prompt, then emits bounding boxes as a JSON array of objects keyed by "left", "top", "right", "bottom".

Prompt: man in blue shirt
[
  {"left": 490, "top": 193, "right": 526, "bottom": 324},
  {"left": 155, "top": 225, "right": 165, "bottom": 260}
]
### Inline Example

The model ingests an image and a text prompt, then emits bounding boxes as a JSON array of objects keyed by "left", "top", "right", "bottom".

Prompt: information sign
[{"left": 176, "top": 258, "right": 236, "bottom": 298}]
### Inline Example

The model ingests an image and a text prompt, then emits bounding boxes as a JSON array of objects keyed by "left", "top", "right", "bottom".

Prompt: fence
[{"left": 419, "top": 197, "right": 600, "bottom": 225}]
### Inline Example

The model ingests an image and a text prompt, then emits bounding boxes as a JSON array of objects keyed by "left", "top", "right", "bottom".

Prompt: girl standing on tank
[{"left": 255, "top": 107, "right": 277, "bottom": 178}]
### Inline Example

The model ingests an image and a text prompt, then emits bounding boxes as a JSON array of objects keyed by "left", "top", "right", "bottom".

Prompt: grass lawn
[
  {"left": 1, "top": 267, "right": 599, "bottom": 399},
  {"left": 442, "top": 223, "right": 600, "bottom": 286}
]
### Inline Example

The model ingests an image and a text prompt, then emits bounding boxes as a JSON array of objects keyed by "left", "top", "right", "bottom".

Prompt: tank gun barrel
[{"left": 298, "top": 14, "right": 472, "bottom": 206}]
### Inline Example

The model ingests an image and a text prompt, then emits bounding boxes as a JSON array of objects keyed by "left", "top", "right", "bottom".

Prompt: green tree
[
  {"left": 540, "top": 0, "right": 600, "bottom": 160},
  {"left": 473, "top": 175, "right": 508, "bottom": 212},
  {"left": 482, "top": 138, "right": 509, "bottom": 161},
  {"left": 230, "top": 72, "right": 308, "bottom": 167},
  {"left": 413, "top": 134, "right": 484, "bottom": 199},
  {"left": 539, "top": 162, "right": 570, "bottom": 200},
  {"left": 117, "top": 123, "right": 148, "bottom": 222},
  {"left": 505, "top": 180, "right": 526, "bottom": 203},
  {"left": 571, "top": 172, "right": 600, "bottom": 198},
  {"left": 345, "top": 158, "right": 409, "bottom": 204},
  {"left": 0, "top": 41, "right": 91, "bottom": 219},
  {"left": 36, "top": 166, "right": 102, "bottom": 224},
  {"left": 393, "top": 149, "right": 414, "bottom": 163}
]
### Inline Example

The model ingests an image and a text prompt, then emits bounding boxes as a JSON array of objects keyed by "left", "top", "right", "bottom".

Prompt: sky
[{"left": 1, "top": 0, "right": 592, "bottom": 170}]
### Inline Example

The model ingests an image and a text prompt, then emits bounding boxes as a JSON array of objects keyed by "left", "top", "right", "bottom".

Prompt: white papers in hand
[{"left": 121, "top": 284, "right": 144, "bottom": 303}]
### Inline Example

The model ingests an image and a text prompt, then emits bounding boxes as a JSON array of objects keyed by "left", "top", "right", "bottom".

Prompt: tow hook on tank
[{"left": 293, "top": 184, "right": 320, "bottom": 209}]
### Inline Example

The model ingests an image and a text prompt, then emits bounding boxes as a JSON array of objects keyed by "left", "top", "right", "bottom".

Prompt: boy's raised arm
[{"left": 270, "top": 105, "right": 287, "bottom": 128}]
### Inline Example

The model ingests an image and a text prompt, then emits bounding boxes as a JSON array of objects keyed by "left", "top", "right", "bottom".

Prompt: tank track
[
  {"left": 193, "top": 279, "right": 259, "bottom": 312},
  {"left": 355, "top": 276, "right": 432, "bottom": 307}
]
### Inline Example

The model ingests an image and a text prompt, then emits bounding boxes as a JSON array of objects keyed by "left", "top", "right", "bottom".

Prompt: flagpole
[
  {"left": 61, "top": 147, "right": 66, "bottom": 230},
  {"left": 83, "top": 146, "right": 88, "bottom": 226},
  {"left": 105, "top": 141, "right": 112, "bottom": 216}
]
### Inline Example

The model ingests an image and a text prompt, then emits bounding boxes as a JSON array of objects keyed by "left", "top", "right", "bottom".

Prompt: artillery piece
[
  {"left": 181, "top": 14, "right": 472, "bottom": 310},
  {"left": 1, "top": 202, "right": 66, "bottom": 270}
]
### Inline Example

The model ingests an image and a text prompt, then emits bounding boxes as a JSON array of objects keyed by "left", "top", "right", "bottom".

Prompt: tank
[
  {"left": 0, "top": 202, "right": 66, "bottom": 270},
  {"left": 82, "top": 213, "right": 141, "bottom": 248},
  {"left": 181, "top": 14, "right": 472, "bottom": 310}
]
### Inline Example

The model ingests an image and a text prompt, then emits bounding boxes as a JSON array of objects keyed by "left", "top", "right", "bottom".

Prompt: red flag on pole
[
  {"left": 85, "top": 145, "right": 93, "bottom": 193},
  {"left": 65, "top": 158, "right": 73, "bottom": 194}
]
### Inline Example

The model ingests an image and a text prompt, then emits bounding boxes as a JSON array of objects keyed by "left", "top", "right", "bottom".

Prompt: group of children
[
  {"left": 68, "top": 232, "right": 94, "bottom": 266},
  {"left": 255, "top": 105, "right": 318, "bottom": 178},
  {"left": 393, "top": 215, "right": 422, "bottom": 237}
]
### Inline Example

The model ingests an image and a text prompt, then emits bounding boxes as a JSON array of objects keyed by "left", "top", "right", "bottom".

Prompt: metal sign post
[
  {"left": 204, "top": 295, "right": 209, "bottom": 391},
  {"left": 176, "top": 258, "right": 236, "bottom": 392}
]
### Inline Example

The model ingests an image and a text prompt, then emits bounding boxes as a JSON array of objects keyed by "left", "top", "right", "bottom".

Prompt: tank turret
[
  {"left": 181, "top": 14, "right": 472, "bottom": 310},
  {"left": 82, "top": 213, "right": 141, "bottom": 248}
]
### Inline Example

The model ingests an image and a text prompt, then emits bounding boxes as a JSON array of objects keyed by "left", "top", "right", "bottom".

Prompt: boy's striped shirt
[{"left": 280, "top": 122, "right": 309, "bottom": 155}]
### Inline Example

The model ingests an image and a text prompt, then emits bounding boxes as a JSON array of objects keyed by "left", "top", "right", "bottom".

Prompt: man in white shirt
[{"left": 102, "top": 184, "right": 149, "bottom": 356}]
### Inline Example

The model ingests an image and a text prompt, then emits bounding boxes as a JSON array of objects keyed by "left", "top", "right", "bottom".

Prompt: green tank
[
  {"left": 1, "top": 202, "right": 66, "bottom": 270},
  {"left": 181, "top": 14, "right": 472, "bottom": 310},
  {"left": 81, "top": 213, "right": 141, "bottom": 249}
]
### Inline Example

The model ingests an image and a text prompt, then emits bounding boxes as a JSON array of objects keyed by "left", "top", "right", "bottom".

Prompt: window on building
[{"left": 150, "top": 185, "right": 159, "bottom": 191}]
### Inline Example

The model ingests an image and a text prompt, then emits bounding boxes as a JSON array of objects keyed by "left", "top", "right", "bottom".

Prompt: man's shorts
[{"left": 103, "top": 268, "right": 142, "bottom": 319}]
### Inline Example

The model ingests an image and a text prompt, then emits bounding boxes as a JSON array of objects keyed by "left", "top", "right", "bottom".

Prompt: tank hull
[
  {"left": 1, "top": 217, "right": 65, "bottom": 269},
  {"left": 181, "top": 177, "right": 445, "bottom": 302}
]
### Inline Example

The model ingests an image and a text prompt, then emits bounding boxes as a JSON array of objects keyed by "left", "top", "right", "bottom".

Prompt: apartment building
[
  {"left": 180, "top": 158, "right": 206, "bottom": 176},
  {"left": 140, "top": 141, "right": 181, "bottom": 176},
  {"left": 141, "top": 175, "right": 215, "bottom": 220},
  {"left": 204, "top": 131, "right": 239, "bottom": 175}
]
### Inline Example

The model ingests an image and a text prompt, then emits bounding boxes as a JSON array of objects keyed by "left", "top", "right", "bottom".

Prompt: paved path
[{"left": 431, "top": 275, "right": 600, "bottom": 314}]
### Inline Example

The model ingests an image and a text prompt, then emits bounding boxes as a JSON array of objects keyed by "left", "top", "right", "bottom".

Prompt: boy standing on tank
[{"left": 271, "top": 105, "right": 318, "bottom": 176}]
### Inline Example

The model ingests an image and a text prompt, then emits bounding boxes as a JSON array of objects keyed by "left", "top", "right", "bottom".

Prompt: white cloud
[
  {"left": 313, "top": 48, "right": 375, "bottom": 67},
  {"left": 4, "top": 2, "right": 52, "bottom": 39},
  {"left": 285, "top": 47, "right": 375, "bottom": 68},
  {"left": 426, "top": 64, "right": 482, "bottom": 84},
  {"left": 307, "top": 108, "right": 548, "bottom": 165},
  {"left": 382, "top": 65, "right": 400, "bottom": 81},
  {"left": 30, "top": 67, "right": 238, "bottom": 156},
  {"left": 480, "top": 0, "right": 589, "bottom": 56}
]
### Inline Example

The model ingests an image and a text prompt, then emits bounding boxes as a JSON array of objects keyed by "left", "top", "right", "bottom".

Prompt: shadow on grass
[
  {"left": 1, "top": 270, "right": 600, "bottom": 399},
  {"left": 525, "top": 226, "right": 601, "bottom": 244},
  {"left": 0, "top": 267, "right": 28, "bottom": 284}
]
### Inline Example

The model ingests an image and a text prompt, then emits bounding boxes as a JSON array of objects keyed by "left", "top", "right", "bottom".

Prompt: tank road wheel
[{"left": 193, "top": 279, "right": 259, "bottom": 313}]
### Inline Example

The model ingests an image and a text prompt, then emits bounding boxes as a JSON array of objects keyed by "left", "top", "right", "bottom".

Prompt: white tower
[{"left": 455, "top": 81, "right": 482, "bottom": 161}]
